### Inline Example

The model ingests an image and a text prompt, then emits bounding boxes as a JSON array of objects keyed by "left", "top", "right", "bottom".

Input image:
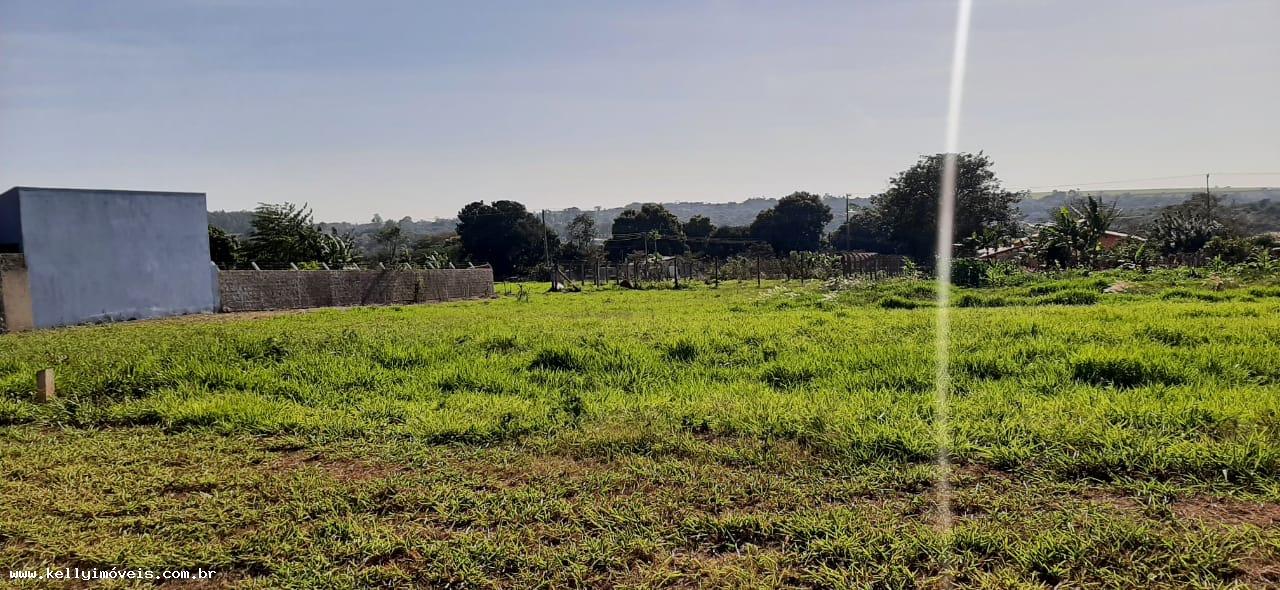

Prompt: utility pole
[
  {"left": 1205, "top": 173, "right": 1213, "bottom": 221},
  {"left": 542, "top": 209, "right": 552, "bottom": 289},
  {"left": 844, "top": 193, "right": 851, "bottom": 251}
]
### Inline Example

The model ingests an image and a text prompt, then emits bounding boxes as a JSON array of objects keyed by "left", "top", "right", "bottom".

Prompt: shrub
[
  {"left": 1204, "top": 235, "right": 1265, "bottom": 264},
  {"left": 951, "top": 258, "right": 991, "bottom": 288}
]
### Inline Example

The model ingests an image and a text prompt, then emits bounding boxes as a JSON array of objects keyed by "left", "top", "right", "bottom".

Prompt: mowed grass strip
[
  {"left": 1, "top": 273, "right": 1279, "bottom": 587},
  {"left": 1, "top": 427, "right": 1276, "bottom": 588}
]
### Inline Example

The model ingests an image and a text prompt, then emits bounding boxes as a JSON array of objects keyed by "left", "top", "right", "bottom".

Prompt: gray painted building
[{"left": 0, "top": 187, "right": 216, "bottom": 330}]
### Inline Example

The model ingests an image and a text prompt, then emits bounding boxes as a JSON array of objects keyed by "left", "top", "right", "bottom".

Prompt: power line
[{"left": 1015, "top": 171, "right": 1280, "bottom": 192}]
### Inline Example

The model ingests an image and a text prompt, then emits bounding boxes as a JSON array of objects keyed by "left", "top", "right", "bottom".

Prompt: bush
[
  {"left": 1204, "top": 235, "right": 1273, "bottom": 264},
  {"left": 951, "top": 258, "right": 991, "bottom": 288}
]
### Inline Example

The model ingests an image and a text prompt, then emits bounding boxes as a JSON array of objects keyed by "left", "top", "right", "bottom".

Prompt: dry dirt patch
[
  {"left": 1171, "top": 496, "right": 1280, "bottom": 528},
  {"left": 271, "top": 450, "right": 403, "bottom": 482}
]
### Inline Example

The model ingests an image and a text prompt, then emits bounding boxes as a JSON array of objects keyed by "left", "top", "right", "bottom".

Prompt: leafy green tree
[
  {"left": 750, "top": 192, "right": 833, "bottom": 254},
  {"left": 682, "top": 215, "right": 715, "bottom": 254},
  {"left": 373, "top": 221, "right": 411, "bottom": 263},
  {"left": 1031, "top": 195, "right": 1119, "bottom": 267},
  {"left": 829, "top": 209, "right": 891, "bottom": 252},
  {"left": 318, "top": 228, "right": 358, "bottom": 265},
  {"left": 604, "top": 204, "right": 686, "bottom": 260},
  {"left": 208, "top": 225, "right": 241, "bottom": 267},
  {"left": 1141, "top": 192, "right": 1247, "bottom": 255},
  {"left": 456, "top": 200, "right": 558, "bottom": 277},
  {"left": 1148, "top": 208, "right": 1223, "bottom": 254},
  {"left": 242, "top": 202, "right": 357, "bottom": 266},
  {"left": 1033, "top": 207, "right": 1084, "bottom": 268},
  {"left": 705, "top": 225, "right": 753, "bottom": 258},
  {"left": 864, "top": 153, "right": 1023, "bottom": 260},
  {"left": 410, "top": 233, "right": 463, "bottom": 268},
  {"left": 1202, "top": 235, "right": 1270, "bottom": 264},
  {"left": 560, "top": 213, "right": 600, "bottom": 261}
]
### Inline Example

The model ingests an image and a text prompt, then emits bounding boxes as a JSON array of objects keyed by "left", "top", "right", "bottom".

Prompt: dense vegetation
[
  {"left": 209, "top": 152, "right": 1279, "bottom": 279},
  {"left": 208, "top": 188, "right": 1280, "bottom": 246},
  {"left": 2, "top": 270, "right": 1279, "bottom": 587}
]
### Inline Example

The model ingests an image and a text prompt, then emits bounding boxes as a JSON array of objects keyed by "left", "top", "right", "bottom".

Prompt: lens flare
[{"left": 934, "top": 0, "right": 973, "bottom": 544}]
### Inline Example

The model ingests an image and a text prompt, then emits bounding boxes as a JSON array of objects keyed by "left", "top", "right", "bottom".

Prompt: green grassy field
[{"left": 2, "top": 272, "right": 1279, "bottom": 588}]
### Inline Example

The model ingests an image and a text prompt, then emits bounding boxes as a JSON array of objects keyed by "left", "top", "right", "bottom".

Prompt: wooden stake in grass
[{"left": 34, "top": 369, "right": 55, "bottom": 403}]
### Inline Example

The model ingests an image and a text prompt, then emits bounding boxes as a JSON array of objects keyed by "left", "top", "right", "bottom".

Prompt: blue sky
[{"left": 2, "top": 0, "right": 1277, "bottom": 221}]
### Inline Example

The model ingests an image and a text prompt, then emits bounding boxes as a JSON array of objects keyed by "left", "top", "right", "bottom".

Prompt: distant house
[
  {"left": 975, "top": 238, "right": 1032, "bottom": 261},
  {"left": 976, "top": 231, "right": 1144, "bottom": 261},
  {"left": 1097, "top": 230, "right": 1145, "bottom": 249}
]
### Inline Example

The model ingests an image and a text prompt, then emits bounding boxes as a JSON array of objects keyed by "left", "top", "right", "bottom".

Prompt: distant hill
[
  {"left": 209, "top": 195, "right": 872, "bottom": 239},
  {"left": 209, "top": 187, "right": 1280, "bottom": 240},
  {"left": 1020, "top": 187, "right": 1279, "bottom": 223},
  {"left": 539, "top": 195, "right": 870, "bottom": 236}
]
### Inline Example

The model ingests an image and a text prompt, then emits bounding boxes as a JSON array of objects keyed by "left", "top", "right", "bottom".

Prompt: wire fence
[
  {"left": 213, "top": 261, "right": 492, "bottom": 271},
  {"left": 546, "top": 253, "right": 912, "bottom": 288}
]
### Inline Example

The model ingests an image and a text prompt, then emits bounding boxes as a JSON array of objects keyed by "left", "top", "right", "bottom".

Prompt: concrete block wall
[
  {"left": 217, "top": 268, "right": 494, "bottom": 312},
  {"left": 0, "top": 254, "right": 34, "bottom": 333}
]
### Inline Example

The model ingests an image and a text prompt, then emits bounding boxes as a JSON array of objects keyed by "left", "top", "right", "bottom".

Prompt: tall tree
[
  {"left": 456, "top": 200, "right": 558, "bottom": 277},
  {"left": 208, "top": 225, "right": 241, "bottom": 267},
  {"left": 242, "top": 202, "right": 357, "bottom": 266},
  {"left": 1148, "top": 208, "right": 1224, "bottom": 254},
  {"left": 749, "top": 192, "right": 833, "bottom": 254},
  {"left": 828, "top": 208, "right": 891, "bottom": 252},
  {"left": 373, "top": 221, "right": 410, "bottom": 263},
  {"left": 1030, "top": 195, "right": 1119, "bottom": 268},
  {"left": 1142, "top": 192, "right": 1242, "bottom": 255},
  {"left": 560, "top": 213, "right": 599, "bottom": 260},
  {"left": 705, "top": 225, "right": 753, "bottom": 258},
  {"left": 865, "top": 153, "right": 1023, "bottom": 260},
  {"left": 604, "top": 204, "right": 687, "bottom": 260},
  {"left": 683, "top": 215, "right": 715, "bottom": 254}
]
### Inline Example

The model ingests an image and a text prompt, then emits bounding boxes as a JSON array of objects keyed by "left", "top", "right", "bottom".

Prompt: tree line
[{"left": 211, "top": 152, "right": 1276, "bottom": 277}]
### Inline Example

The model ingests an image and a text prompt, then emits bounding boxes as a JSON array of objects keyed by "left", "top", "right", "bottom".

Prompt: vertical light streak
[{"left": 934, "top": 0, "right": 974, "bottom": 542}]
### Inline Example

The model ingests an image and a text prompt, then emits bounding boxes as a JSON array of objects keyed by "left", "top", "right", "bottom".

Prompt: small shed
[{"left": 0, "top": 187, "right": 216, "bottom": 331}]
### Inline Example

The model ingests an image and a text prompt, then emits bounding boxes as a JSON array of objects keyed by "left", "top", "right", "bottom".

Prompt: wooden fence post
[{"left": 34, "top": 369, "right": 55, "bottom": 403}]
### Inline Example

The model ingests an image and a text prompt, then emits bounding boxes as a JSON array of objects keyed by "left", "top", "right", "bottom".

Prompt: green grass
[{"left": 2, "top": 273, "right": 1279, "bottom": 588}]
